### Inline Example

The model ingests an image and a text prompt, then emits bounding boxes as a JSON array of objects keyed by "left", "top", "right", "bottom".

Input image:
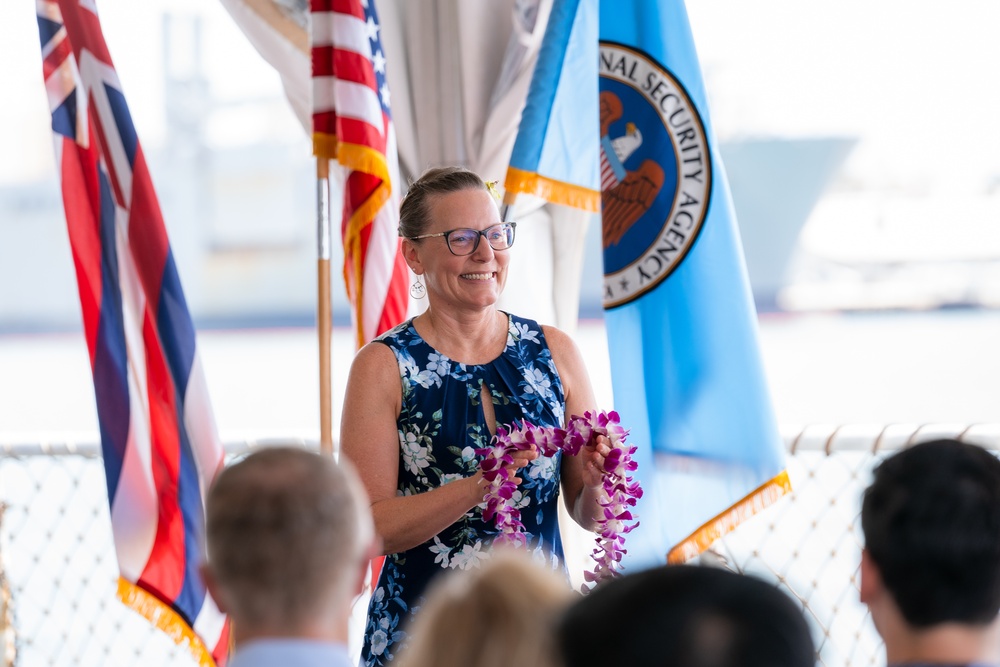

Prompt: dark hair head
[
  {"left": 398, "top": 166, "right": 490, "bottom": 238},
  {"left": 558, "top": 565, "right": 814, "bottom": 667},
  {"left": 861, "top": 438, "right": 1000, "bottom": 627}
]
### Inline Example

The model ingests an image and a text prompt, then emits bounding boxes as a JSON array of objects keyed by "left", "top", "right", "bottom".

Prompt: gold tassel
[
  {"left": 667, "top": 471, "right": 793, "bottom": 564},
  {"left": 503, "top": 167, "right": 601, "bottom": 212},
  {"left": 117, "top": 578, "right": 217, "bottom": 667}
]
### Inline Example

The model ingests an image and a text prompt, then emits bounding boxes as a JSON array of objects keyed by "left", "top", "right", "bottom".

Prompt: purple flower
[{"left": 476, "top": 410, "right": 643, "bottom": 593}]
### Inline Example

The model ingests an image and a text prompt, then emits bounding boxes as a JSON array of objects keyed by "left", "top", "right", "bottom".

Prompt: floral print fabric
[{"left": 360, "top": 313, "right": 567, "bottom": 666}]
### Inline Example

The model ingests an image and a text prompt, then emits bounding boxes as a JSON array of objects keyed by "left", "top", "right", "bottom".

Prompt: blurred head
[
  {"left": 860, "top": 438, "right": 1000, "bottom": 628},
  {"left": 558, "top": 565, "right": 814, "bottom": 667},
  {"left": 400, "top": 166, "right": 511, "bottom": 311},
  {"left": 202, "top": 447, "right": 375, "bottom": 638},
  {"left": 398, "top": 549, "right": 572, "bottom": 667}
]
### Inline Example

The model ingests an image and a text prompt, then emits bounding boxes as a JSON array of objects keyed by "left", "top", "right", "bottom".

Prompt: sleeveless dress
[{"left": 360, "top": 313, "right": 567, "bottom": 666}]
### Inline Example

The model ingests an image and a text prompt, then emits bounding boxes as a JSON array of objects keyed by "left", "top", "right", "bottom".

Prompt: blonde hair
[{"left": 398, "top": 549, "right": 573, "bottom": 667}]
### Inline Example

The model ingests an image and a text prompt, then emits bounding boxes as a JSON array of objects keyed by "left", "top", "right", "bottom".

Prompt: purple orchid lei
[{"left": 476, "top": 410, "right": 643, "bottom": 591}]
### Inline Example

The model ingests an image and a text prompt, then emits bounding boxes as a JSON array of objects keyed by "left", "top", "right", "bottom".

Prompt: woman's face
[{"left": 405, "top": 188, "right": 509, "bottom": 312}]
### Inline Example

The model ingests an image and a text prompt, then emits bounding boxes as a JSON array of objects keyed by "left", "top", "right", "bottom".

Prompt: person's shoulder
[
  {"left": 359, "top": 318, "right": 418, "bottom": 361},
  {"left": 354, "top": 337, "right": 398, "bottom": 365},
  {"left": 535, "top": 324, "right": 587, "bottom": 384},
  {"left": 374, "top": 318, "right": 413, "bottom": 345},
  {"left": 538, "top": 323, "right": 570, "bottom": 342},
  {"left": 349, "top": 337, "right": 401, "bottom": 385},
  {"left": 538, "top": 323, "right": 576, "bottom": 353}
]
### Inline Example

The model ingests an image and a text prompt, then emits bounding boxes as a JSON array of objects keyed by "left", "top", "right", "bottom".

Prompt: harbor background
[
  {"left": 2, "top": 0, "right": 999, "bottom": 427},
  {"left": 4, "top": 309, "right": 1000, "bottom": 441}
]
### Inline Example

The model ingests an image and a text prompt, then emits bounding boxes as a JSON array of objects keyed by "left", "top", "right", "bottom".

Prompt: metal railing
[{"left": 2, "top": 424, "right": 999, "bottom": 667}]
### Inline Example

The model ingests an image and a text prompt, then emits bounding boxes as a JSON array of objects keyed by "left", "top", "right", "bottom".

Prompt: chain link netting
[
  {"left": 2, "top": 424, "right": 999, "bottom": 667},
  {"left": 712, "top": 423, "right": 1000, "bottom": 667},
  {"left": 0, "top": 442, "right": 204, "bottom": 667},
  {"left": 0, "top": 438, "right": 309, "bottom": 667}
]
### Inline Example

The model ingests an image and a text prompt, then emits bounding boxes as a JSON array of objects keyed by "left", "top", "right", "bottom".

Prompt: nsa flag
[
  {"left": 36, "top": 1, "right": 229, "bottom": 663},
  {"left": 504, "top": 0, "right": 789, "bottom": 567},
  {"left": 598, "top": 0, "right": 789, "bottom": 566}
]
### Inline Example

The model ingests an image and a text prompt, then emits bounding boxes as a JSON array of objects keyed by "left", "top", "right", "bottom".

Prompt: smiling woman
[
  {"left": 339, "top": 166, "right": 612, "bottom": 666},
  {"left": 402, "top": 180, "right": 513, "bottom": 317}
]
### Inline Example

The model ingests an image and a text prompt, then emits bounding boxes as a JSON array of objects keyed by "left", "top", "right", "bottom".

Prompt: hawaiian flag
[
  {"left": 311, "top": 0, "right": 409, "bottom": 348},
  {"left": 36, "top": 1, "right": 229, "bottom": 664}
]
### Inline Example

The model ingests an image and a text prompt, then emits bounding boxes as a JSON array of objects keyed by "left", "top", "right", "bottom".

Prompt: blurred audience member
[
  {"left": 861, "top": 438, "right": 1000, "bottom": 666},
  {"left": 558, "top": 564, "right": 814, "bottom": 667},
  {"left": 201, "top": 447, "right": 377, "bottom": 667},
  {"left": 397, "top": 549, "right": 572, "bottom": 667}
]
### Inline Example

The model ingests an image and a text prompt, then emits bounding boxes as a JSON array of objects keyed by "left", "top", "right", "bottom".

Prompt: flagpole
[
  {"left": 501, "top": 191, "right": 517, "bottom": 222},
  {"left": 316, "top": 157, "right": 334, "bottom": 456}
]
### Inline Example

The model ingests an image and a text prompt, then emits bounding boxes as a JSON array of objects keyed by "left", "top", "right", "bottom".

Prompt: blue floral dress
[{"left": 360, "top": 313, "right": 567, "bottom": 666}]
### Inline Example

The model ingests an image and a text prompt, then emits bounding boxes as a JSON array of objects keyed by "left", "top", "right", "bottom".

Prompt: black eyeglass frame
[{"left": 408, "top": 222, "right": 517, "bottom": 256}]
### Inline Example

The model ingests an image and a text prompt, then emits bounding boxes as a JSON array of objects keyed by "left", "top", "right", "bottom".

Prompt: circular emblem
[{"left": 599, "top": 42, "right": 712, "bottom": 308}]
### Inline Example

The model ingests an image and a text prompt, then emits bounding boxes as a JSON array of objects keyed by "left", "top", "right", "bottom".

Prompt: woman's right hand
[
  {"left": 469, "top": 445, "right": 539, "bottom": 503},
  {"left": 506, "top": 445, "right": 539, "bottom": 485}
]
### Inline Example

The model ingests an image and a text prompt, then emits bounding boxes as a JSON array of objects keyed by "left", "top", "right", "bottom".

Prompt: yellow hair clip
[{"left": 485, "top": 179, "right": 501, "bottom": 202}]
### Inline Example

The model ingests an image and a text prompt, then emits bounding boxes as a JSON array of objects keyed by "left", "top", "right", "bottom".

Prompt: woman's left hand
[{"left": 581, "top": 434, "right": 611, "bottom": 489}]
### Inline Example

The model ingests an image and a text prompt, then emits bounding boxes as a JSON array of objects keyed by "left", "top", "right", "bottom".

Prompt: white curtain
[{"left": 218, "top": 0, "right": 592, "bottom": 330}]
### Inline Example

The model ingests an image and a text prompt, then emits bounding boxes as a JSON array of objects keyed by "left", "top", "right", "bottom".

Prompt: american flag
[
  {"left": 36, "top": 1, "right": 229, "bottom": 664},
  {"left": 311, "top": 0, "right": 409, "bottom": 347}
]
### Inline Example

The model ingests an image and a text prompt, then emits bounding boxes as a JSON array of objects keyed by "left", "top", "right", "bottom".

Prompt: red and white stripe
[{"left": 312, "top": 0, "right": 408, "bottom": 346}]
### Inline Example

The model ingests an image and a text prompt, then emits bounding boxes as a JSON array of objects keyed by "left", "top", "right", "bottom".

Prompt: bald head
[{"left": 203, "top": 447, "right": 374, "bottom": 636}]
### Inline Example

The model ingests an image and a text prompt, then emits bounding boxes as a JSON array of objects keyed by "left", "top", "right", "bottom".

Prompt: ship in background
[{"left": 720, "top": 136, "right": 856, "bottom": 312}]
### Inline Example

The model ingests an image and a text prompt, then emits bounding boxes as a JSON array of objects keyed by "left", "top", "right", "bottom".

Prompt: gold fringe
[
  {"left": 312, "top": 134, "right": 397, "bottom": 347},
  {"left": 666, "top": 470, "right": 793, "bottom": 564},
  {"left": 313, "top": 135, "right": 392, "bottom": 184},
  {"left": 342, "top": 178, "right": 392, "bottom": 349},
  {"left": 312, "top": 132, "right": 339, "bottom": 161},
  {"left": 117, "top": 578, "right": 218, "bottom": 667},
  {"left": 343, "top": 233, "right": 365, "bottom": 351},
  {"left": 504, "top": 167, "right": 601, "bottom": 212},
  {"left": 336, "top": 143, "right": 391, "bottom": 184}
]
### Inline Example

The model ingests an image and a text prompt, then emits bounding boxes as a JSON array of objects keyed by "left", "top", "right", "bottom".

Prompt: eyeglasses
[{"left": 409, "top": 222, "right": 517, "bottom": 256}]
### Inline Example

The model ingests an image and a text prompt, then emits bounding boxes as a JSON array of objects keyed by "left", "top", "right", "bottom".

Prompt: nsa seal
[{"left": 599, "top": 42, "right": 712, "bottom": 308}]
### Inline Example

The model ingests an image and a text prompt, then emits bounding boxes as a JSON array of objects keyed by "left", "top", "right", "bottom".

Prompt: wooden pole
[{"left": 316, "top": 158, "right": 334, "bottom": 456}]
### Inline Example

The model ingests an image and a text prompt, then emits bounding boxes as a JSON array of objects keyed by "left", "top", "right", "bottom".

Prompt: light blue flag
[
  {"left": 598, "top": 0, "right": 789, "bottom": 568},
  {"left": 504, "top": 0, "right": 601, "bottom": 211}
]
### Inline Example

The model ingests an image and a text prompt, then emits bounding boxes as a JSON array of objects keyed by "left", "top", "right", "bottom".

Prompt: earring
[{"left": 409, "top": 276, "right": 426, "bottom": 299}]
